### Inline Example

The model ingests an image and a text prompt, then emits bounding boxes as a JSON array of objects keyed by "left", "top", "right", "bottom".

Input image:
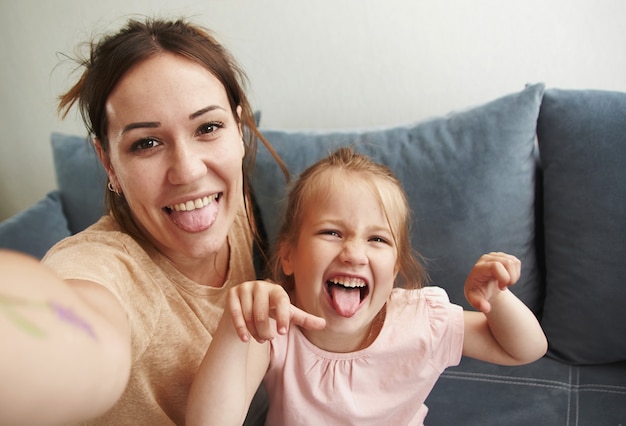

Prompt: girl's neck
[{"left": 301, "top": 306, "right": 387, "bottom": 353}]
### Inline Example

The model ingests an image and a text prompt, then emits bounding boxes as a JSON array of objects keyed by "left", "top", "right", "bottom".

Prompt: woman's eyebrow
[
  {"left": 189, "top": 105, "right": 226, "bottom": 120},
  {"left": 120, "top": 105, "right": 226, "bottom": 134},
  {"left": 122, "top": 121, "right": 160, "bottom": 134}
]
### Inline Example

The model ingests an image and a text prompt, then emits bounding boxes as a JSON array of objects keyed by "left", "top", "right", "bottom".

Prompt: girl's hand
[
  {"left": 464, "top": 252, "right": 521, "bottom": 314},
  {"left": 227, "top": 280, "right": 325, "bottom": 343}
]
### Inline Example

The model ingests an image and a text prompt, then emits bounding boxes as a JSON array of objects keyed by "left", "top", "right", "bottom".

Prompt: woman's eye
[
  {"left": 197, "top": 121, "right": 224, "bottom": 136},
  {"left": 131, "top": 138, "right": 160, "bottom": 152}
]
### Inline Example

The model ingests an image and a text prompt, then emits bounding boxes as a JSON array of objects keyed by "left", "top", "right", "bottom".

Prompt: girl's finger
[{"left": 289, "top": 305, "right": 326, "bottom": 331}]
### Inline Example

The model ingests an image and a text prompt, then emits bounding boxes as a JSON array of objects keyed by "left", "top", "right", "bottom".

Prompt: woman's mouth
[
  {"left": 164, "top": 193, "right": 222, "bottom": 232},
  {"left": 165, "top": 193, "right": 220, "bottom": 213}
]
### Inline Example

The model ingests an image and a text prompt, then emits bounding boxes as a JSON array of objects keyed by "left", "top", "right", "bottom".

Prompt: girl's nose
[
  {"left": 167, "top": 142, "right": 207, "bottom": 185},
  {"left": 339, "top": 240, "right": 368, "bottom": 266}
]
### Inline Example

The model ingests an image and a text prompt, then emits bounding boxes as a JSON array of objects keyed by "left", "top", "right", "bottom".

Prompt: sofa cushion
[
  {"left": 0, "top": 190, "right": 71, "bottom": 259},
  {"left": 51, "top": 133, "right": 107, "bottom": 234},
  {"left": 426, "top": 356, "right": 626, "bottom": 425},
  {"left": 253, "top": 83, "right": 545, "bottom": 314},
  {"left": 537, "top": 89, "right": 626, "bottom": 365}
]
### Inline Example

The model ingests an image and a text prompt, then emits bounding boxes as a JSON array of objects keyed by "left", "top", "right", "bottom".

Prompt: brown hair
[
  {"left": 272, "top": 146, "right": 426, "bottom": 292},
  {"left": 58, "top": 17, "right": 286, "bottom": 248}
]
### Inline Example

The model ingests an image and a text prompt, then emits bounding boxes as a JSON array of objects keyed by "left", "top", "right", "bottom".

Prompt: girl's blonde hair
[{"left": 272, "top": 146, "right": 426, "bottom": 291}]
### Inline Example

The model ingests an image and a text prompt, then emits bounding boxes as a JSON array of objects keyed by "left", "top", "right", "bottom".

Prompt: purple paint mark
[{"left": 48, "top": 301, "right": 97, "bottom": 340}]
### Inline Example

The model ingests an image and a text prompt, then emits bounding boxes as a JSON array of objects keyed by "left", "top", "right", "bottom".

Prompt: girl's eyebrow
[{"left": 313, "top": 217, "right": 392, "bottom": 234}]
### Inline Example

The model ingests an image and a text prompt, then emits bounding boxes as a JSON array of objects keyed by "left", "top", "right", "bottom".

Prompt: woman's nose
[{"left": 167, "top": 142, "right": 207, "bottom": 185}]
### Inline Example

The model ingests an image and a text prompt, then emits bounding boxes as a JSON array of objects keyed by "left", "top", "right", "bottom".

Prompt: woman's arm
[
  {"left": 0, "top": 250, "right": 132, "bottom": 425},
  {"left": 462, "top": 252, "right": 547, "bottom": 365}
]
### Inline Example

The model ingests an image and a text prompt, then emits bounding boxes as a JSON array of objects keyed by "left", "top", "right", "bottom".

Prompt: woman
[{"left": 0, "top": 17, "right": 285, "bottom": 425}]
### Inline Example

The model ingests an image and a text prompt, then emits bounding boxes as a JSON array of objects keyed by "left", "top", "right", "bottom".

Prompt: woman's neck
[{"left": 153, "top": 239, "right": 231, "bottom": 287}]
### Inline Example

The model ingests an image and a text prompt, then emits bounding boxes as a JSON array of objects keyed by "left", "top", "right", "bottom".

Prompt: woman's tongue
[
  {"left": 169, "top": 201, "right": 218, "bottom": 233},
  {"left": 330, "top": 286, "right": 362, "bottom": 318}
]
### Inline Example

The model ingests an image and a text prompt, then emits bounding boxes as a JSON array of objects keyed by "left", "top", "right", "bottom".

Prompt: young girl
[{"left": 187, "top": 147, "right": 547, "bottom": 425}]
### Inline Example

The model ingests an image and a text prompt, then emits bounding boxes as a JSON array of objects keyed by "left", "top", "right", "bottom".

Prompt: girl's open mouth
[{"left": 326, "top": 277, "right": 369, "bottom": 318}]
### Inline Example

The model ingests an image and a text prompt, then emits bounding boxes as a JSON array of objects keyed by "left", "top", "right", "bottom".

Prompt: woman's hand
[{"left": 228, "top": 280, "right": 325, "bottom": 343}]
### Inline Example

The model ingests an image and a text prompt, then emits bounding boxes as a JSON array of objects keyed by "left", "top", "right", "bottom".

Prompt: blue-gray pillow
[
  {"left": 0, "top": 191, "right": 71, "bottom": 259},
  {"left": 51, "top": 133, "right": 107, "bottom": 234},
  {"left": 252, "top": 83, "right": 545, "bottom": 314},
  {"left": 538, "top": 89, "right": 626, "bottom": 365}
]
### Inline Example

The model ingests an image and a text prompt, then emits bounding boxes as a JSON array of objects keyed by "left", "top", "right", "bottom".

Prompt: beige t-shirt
[{"left": 43, "top": 209, "right": 255, "bottom": 425}]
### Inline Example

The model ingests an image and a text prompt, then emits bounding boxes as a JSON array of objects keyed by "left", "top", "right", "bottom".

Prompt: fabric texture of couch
[{"left": 2, "top": 83, "right": 625, "bottom": 425}]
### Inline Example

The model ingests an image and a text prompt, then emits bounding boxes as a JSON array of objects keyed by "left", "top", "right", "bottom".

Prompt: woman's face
[{"left": 100, "top": 52, "right": 245, "bottom": 265}]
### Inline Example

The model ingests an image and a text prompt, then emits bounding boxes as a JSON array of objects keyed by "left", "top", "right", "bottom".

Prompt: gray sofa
[{"left": 2, "top": 84, "right": 625, "bottom": 425}]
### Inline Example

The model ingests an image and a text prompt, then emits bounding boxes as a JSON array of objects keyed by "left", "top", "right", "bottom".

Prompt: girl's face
[
  {"left": 281, "top": 174, "right": 399, "bottom": 352},
  {"left": 99, "top": 53, "right": 244, "bottom": 270}
]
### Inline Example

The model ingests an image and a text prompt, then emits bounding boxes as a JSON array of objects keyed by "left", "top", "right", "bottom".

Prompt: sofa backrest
[
  {"left": 50, "top": 133, "right": 107, "bottom": 235},
  {"left": 537, "top": 88, "right": 626, "bottom": 365},
  {"left": 20, "top": 85, "right": 626, "bottom": 367}
]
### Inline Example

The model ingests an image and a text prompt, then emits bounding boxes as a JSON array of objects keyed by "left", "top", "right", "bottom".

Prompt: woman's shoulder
[
  {"left": 46, "top": 216, "right": 128, "bottom": 249},
  {"left": 42, "top": 215, "right": 153, "bottom": 282}
]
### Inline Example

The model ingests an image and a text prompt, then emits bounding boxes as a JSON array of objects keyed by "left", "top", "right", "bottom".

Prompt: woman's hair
[
  {"left": 58, "top": 17, "right": 286, "bottom": 247},
  {"left": 272, "top": 146, "right": 426, "bottom": 292}
]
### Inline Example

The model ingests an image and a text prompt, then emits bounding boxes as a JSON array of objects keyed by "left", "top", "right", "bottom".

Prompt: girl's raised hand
[
  {"left": 227, "top": 280, "right": 325, "bottom": 343},
  {"left": 464, "top": 252, "right": 521, "bottom": 314}
]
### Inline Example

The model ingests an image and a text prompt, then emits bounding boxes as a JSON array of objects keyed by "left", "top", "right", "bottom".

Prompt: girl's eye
[
  {"left": 320, "top": 230, "right": 341, "bottom": 238},
  {"left": 197, "top": 121, "right": 224, "bottom": 136},
  {"left": 131, "top": 137, "right": 160, "bottom": 152},
  {"left": 370, "top": 236, "right": 391, "bottom": 245}
]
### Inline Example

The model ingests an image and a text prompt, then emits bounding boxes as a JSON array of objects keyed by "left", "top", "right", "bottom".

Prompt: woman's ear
[
  {"left": 236, "top": 105, "right": 243, "bottom": 134},
  {"left": 94, "top": 138, "right": 118, "bottom": 187},
  {"left": 236, "top": 105, "right": 245, "bottom": 158}
]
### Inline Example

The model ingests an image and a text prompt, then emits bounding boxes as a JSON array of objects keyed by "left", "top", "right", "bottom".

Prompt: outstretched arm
[
  {"left": 462, "top": 252, "right": 547, "bottom": 365},
  {"left": 0, "top": 250, "right": 131, "bottom": 425},
  {"left": 186, "top": 280, "right": 325, "bottom": 425}
]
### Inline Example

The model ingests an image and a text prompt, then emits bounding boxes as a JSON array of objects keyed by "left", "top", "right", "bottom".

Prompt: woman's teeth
[{"left": 168, "top": 194, "right": 218, "bottom": 212}]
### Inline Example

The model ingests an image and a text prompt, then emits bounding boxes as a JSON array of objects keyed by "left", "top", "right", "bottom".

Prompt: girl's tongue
[
  {"left": 330, "top": 286, "right": 362, "bottom": 318},
  {"left": 169, "top": 200, "right": 218, "bottom": 233}
]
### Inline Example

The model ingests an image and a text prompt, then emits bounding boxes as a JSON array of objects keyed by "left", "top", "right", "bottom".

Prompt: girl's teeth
[
  {"left": 169, "top": 195, "right": 217, "bottom": 212},
  {"left": 329, "top": 277, "right": 366, "bottom": 288}
]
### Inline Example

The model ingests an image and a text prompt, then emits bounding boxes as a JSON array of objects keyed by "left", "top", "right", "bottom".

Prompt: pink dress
[{"left": 264, "top": 286, "right": 464, "bottom": 426}]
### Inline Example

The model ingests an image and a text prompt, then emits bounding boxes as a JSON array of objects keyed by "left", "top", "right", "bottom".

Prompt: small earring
[{"left": 107, "top": 181, "right": 120, "bottom": 195}]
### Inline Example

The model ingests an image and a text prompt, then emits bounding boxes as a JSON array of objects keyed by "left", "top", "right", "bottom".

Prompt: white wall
[{"left": 1, "top": 0, "right": 625, "bottom": 220}]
